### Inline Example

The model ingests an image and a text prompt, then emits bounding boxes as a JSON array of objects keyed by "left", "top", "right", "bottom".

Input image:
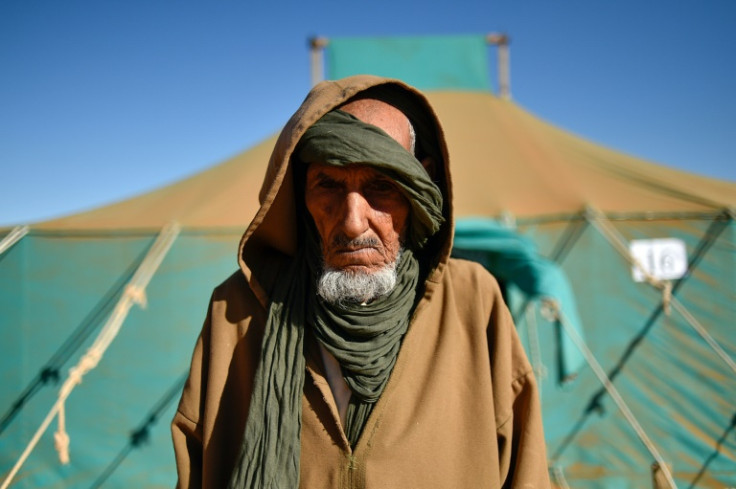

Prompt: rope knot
[
  {"left": 54, "top": 429, "right": 70, "bottom": 465},
  {"left": 54, "top": 405, "right": 70, "bottom": 465},
  {"left": 125, "top": 284, "right": 148, "bottom": 308},
  {"left": 540, "top": 298, "right": 560, "bottom": 322}
]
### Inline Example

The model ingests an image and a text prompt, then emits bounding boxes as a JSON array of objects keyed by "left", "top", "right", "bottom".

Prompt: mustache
[{"left": 330, "top": 234, "right": 381, "bottom": 249}]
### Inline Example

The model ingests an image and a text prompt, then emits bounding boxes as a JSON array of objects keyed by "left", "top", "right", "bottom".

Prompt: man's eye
[
  {"left": 316, "top": 178, "right": 340, "bottom": 189},
  {"left": 367, "top": 180, "right": 397, "bottom": 193}
]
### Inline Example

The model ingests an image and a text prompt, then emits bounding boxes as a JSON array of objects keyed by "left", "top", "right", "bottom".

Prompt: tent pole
[
  {"left": 309, "top": 37, "right": 328, "bottom": 87},
  {"left": 487, "top": 33, "right": 511, "bottom": 100}
]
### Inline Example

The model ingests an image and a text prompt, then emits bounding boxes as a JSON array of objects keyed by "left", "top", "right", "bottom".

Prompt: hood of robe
[{"left": 237, "top": 75, "right": 455, "bottom": 304}]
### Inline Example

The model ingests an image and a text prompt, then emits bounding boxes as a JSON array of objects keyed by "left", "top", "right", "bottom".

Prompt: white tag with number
[{"left": 629, "top": 238, "right": 688, "bottom": 282}]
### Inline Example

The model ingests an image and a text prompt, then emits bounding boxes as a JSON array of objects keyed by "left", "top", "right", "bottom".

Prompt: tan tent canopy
[{"left": 32, "top": 91, "right": 734, "bottom": 232}]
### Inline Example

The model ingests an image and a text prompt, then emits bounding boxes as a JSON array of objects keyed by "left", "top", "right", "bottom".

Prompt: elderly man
[{"left": 171, "top": 75, "right": 551, "bottom": 488}]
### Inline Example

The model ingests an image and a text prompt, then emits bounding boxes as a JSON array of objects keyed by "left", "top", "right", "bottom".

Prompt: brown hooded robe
[{"left": 171, "top": 75, "right": 551, "bottom": 489}]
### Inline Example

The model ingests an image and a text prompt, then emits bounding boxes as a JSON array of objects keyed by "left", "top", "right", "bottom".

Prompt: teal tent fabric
[
  {"left": 452, "top": 218, "right": 586, "bottom": 384},
  {"left": 519, "top": 214, "right": 735, "bottom": 489},
  {"left": 326, "top": 35, "right": 492, "bottom": 91},
  {"left": 4, "top": 215, "right": 733, "bottom": 489},
  {"left": 0, "top": 230, "right": 240, "bottom": 488}
]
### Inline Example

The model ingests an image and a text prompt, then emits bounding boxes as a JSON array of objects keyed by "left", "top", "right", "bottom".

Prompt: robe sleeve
[
  {"left": 497, "top": 370, "right": 550, "bottom": 488},
  {"left": 488, "top": 283, "right": 551, "bottom": 488},
  {"left": 171, "top": 306, "right": 210, "bottom": 489},
  {"left": 171, "top": 408, "right": 203, "bottom": 489}
]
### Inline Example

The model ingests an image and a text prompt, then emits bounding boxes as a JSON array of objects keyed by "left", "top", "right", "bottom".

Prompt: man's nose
[{"left": 340, "top": 191, "right": 370, "bottom": 238}]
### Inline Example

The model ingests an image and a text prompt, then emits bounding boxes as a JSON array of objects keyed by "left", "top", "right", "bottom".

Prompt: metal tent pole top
[{"left": 308, "top": 33, "right": 512, "bottom": 99}]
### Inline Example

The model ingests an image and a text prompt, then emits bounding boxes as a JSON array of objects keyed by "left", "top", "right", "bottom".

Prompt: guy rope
[
  {"left": 586, "top": 206, "right": 736, "bottom": 375},
  {"left": 0, "top": 226, "right": 29, "bottom": 256},
  {"left": 0, "top": 221, "right": 180, "bottom": 489},
  {"left": 542, "top": 299, "right": 679, "bottom": 489}
]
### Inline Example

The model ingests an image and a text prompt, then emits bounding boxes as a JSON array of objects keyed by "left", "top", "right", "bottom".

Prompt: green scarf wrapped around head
[
  {"left": 228, "top": 109, "right": 444, "bottom": 489},
  {"left": 297, "top": 109, "right": 444, "bottom": 249}
]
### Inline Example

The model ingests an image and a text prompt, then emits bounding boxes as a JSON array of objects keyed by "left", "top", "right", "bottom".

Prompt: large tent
[{"left": 1, "top": 35, "right": 734, "bottom": 488}]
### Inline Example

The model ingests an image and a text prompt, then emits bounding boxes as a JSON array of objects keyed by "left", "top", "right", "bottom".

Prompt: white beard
[{"left": 317, "top": 250, "right": 401, "bottom": 306}]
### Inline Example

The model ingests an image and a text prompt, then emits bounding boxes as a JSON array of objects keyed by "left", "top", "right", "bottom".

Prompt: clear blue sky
[{"left": 1, "top": 0, "right": 734, "bottom": 226}]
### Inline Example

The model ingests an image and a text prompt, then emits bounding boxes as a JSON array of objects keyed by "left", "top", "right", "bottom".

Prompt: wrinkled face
[
  {"left": 305, "top": 163, "right": 410, "bottom": 273},
  {"left": 304, "top": 99, "right": 414, "bottom": 275}
]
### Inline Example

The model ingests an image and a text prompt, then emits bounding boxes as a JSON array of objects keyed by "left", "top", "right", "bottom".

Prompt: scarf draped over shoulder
[{"left": 228, "top": 109, "right": 444, "bottom": 489}]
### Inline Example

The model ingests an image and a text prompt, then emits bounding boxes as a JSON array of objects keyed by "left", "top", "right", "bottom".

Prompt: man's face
[
  {"left": 304, "top": 99, "right": 414, "bottom": 278},
  {"left": 305, "top": 163, "right": 410, "bottom": 274}
]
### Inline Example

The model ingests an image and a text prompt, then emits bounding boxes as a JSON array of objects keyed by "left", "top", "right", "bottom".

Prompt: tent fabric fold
[{"left": 452, "top": 217, "right": 586, "bottom": 384}]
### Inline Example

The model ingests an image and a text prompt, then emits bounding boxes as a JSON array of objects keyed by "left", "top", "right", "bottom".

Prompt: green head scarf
[
  {"left": 297, "top": 109, "right": 444, "bottom": 249},
  {"left": 228, "top": 108, "right": 444, "bottom": 489}
]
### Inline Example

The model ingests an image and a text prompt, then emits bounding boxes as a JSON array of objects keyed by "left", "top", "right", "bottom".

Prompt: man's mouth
[
  {"left": 333, "top": 246, "right": 381, "bottom": 262},
  {"left": 327, "top": 247, "right": 382, "bottom": 268},
  {"left": 339, "top": 245, "right": 377, "bottom": 254},
  {"left": 331, "top": 235, "right": 381, "bottom": 249},
  {"left": 333, "top": 237, "right": 380, "bottom": 253}
]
